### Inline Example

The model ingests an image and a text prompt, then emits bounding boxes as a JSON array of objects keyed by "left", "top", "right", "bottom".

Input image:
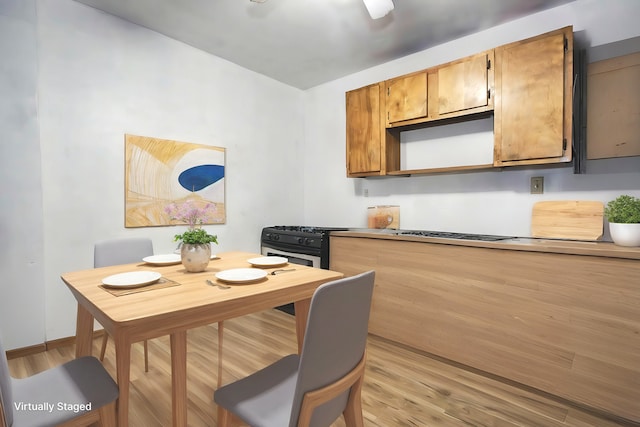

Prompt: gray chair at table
[
  {"left": 94, "top": 237, "right": 153, "bottom": 372},
  {"left": 0, "top": 333, "right": 119, "bottom": 427},
  {"left": 214, "top": 270, "right": 375, "bottom": 427}
]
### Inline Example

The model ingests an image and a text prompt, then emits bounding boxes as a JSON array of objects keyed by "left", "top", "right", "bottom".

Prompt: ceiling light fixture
[{"left": 362, "top": 0, "right": 394, "bottom": 19}]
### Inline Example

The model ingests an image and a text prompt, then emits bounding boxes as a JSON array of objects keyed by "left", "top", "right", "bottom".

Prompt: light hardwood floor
[{"left": 7, "top": 309, "right": 637, "bottom": 427}]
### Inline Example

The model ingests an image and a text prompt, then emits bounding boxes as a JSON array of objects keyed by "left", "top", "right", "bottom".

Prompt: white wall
[
  {"left": 1, "top": 0, "right": 306, "bottom": 348},
  {"left": 0, "top": 0, "right": 46, "bottom": 349},
  {"left": 302, "top": 0, "right": 640, "bottom": 236}
]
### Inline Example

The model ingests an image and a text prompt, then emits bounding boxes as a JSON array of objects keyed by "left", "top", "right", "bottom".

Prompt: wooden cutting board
[{"left": 531, "top": 200, "right": 604, "bottom": 240}]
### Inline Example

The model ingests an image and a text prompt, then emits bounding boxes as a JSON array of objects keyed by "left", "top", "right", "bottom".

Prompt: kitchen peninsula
[{"left": 330, "top": 231, "right": 640, "bottom": 423}]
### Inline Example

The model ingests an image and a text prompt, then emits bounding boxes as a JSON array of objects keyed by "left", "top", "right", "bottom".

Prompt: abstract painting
[{"left": 125, "top": 134, "right": 226, "bottom": 227}]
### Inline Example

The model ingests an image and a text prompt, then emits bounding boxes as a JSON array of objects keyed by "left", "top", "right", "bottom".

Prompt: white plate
[
  {"left": 247, "top": 256, "right": 288, "bottom": 267},
  {"left": 143, "top": 254, "right": 181, "bottom": 265},
  {"left": 215, "top": 268, "right": 268, "bottom": 284},
  {"left": 102, "top": 271, "right": 162, "bottom": 289}
]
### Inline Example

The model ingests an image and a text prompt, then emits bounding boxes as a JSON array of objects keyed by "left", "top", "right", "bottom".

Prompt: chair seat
[
  {"left": 215, "top": 354, "right": 300, "bottom": 427},
  {"left": 11, "top": 356, "right": 119, "bottom": 427}
]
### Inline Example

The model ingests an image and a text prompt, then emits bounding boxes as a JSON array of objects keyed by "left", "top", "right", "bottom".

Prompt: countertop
[{"left": 331, "top": 229, "right": 640, "bottom": 260}]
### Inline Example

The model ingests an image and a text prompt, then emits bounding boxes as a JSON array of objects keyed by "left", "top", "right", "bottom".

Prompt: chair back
[
  {"left": 94, "top": 237, "right": 154, "bottom": 268},
  {"left": 0, "top": 334, "right": 15, "bottom": 427},
  {"left": 289, "top": 270, "right": 375, "bottom": 427}
]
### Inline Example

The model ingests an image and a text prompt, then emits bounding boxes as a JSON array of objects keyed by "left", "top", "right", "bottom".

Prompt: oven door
[{"left": 260, "top": 246, "right": 321, "bottom": 269}]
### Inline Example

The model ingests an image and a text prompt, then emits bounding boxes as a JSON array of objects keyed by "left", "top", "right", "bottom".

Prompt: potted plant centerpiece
[
  {"left": 604, "top": 194, "right": 640, "bottom": 247},
  {"left": 165, "top": 200, "right": 219, "bottom": 272}
]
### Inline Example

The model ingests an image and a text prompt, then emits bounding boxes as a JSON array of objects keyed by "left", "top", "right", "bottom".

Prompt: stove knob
[
  {"left": 304, "top": 238, "right": 314, "bottom": 245},
  {"left": 272, "top": 234, "right": 280, "bottom": 241},
  {"left": 297, "top": 237, "right": 304, "bottom": 244}
]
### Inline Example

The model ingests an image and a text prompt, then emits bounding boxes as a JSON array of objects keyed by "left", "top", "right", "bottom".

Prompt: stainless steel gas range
[
  {"left": 260, "top": 226, "right": 350, "bottom": 270},
  {"left": 260, "top": 226, "right": 350, "bottom": 315}
]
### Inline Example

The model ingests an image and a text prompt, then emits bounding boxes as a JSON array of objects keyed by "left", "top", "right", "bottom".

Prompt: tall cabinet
[
  {"left": 494, "top": 26, "right": 573, "bottom": 166},
  {"left": 346, "top": 83, "right": 400, "bottom": 177},
  {"left": 586, "top": 51, "right": 640, "bottom": 159}
]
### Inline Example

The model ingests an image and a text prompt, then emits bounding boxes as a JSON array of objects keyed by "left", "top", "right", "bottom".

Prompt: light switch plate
[{"left": 531, "top": 176, "right": 544, "bottom": 194}]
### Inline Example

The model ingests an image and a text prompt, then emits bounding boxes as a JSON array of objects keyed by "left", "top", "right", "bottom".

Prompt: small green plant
[
  {"left": 604, "top": 195, "right": 640, "bottom": 223},
  {"left": 174, "top": 228, "right": 218, "bottom": 245}
]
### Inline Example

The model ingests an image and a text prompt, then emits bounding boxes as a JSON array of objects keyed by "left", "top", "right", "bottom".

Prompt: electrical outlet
[
  {"left": 531, "top": 176, "right": 544, "bottom": 194},
  {"left": 364, "top": 188, "right": 369, "bottom": 197}
]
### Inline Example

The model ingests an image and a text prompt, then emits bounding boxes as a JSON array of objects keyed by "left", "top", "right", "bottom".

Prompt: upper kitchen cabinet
[
  {"left": 384, "top": 51, "right": 495, "bottom": 128},
  {"left": 435, "top": 50, "right": 494, "bottom": 117},
  {"left": 345, "top": 26, "right": 575, "bottom": 177},
  {"left": 346, "top": 83, "right": 400, "bottom": 177},
  {"left": 385, "top": 71, "right": 428, "bottom": 126},
  {"left": 587, "top": 51, "right": 640, "bottom": 159},
  {"left": 494, "top": 26, "right": 573, "bottom": 166}
]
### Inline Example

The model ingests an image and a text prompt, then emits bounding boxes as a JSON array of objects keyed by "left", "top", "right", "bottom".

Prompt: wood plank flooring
[{"left": 7, "top": 309, "right": 638, "bottom": 427}]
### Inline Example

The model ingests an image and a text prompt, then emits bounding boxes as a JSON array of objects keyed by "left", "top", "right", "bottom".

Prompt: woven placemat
[{"left": 99, "top": 277, "right": 181, "bottom": 297}]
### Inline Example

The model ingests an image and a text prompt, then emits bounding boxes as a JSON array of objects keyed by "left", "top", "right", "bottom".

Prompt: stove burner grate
[
  {"left": 400, "top": 231, "right": 513, "bottom": 241},
  {"left": 270, "top": 226, "right": 350, "bottom": 234}
]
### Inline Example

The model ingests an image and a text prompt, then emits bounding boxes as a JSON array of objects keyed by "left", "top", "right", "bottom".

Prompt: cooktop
[{"left": 399, "top": 230, "right": 514, "bottom": 242}]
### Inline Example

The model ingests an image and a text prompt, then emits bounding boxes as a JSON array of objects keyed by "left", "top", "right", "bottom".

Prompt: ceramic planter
[
  {"left": 609, "top": 222, "right": 640, "bottom": 247},
  {"left": 180, "top": 243, "right": 212, "bottom": 272}
]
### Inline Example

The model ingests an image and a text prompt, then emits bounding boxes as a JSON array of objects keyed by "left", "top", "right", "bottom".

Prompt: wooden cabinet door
[
  {"left": 438, "top": 52, "right": 492, "bottom": 115},
  {"left": 494, "top": 27, "right": 572, "bottom": 165},
  {"left": 587, "top": 51, "right": 640, "bottom": 159},
  {"left": 386, "top": 72, "right": 427, "bottom": 125},
  {"left": 346, "top": 83, "right": 382, "bottom": 176}
]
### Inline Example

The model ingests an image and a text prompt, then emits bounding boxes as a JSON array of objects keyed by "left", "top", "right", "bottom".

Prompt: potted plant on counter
[
  {"left": 166, "top": 199, "right": 219, "bottom": 272},
  {"left": 604, "top": 194, "right": 640, "bottom": 247}
]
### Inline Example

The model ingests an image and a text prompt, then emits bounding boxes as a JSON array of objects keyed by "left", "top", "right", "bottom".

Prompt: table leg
[
  {"left": 293, "top": 298, "right": 311, "bottom": 354},
  {"left": 217, "top": 321, "right": 224, "bottom": 388},
  {"left": 114, "top": 335, "right": 132, "bottom": 427},
  {"left": 171, "top": 330, "right": 188, "bottom": 427},
  {"left": 75, "top": 304, "right": 94, "bottom": 358}
]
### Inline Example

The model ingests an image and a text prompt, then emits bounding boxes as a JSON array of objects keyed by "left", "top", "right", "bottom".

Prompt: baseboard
[
  {"left": 6, "top": 343, "right": 46, "bottom": 360},
  {"left": 6, "top": 330, "right": 105, "bottom": 360}
]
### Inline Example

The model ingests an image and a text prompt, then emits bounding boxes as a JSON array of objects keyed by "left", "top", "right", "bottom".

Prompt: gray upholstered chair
[
  {"left": 94, "top": 237, "right": 154, "bottom": 372},
  {"left": 0, "top": 334, "right": 119, "bottom": 427},
  {"left": 214, "top": 270, "right": 375, "bottom": 427}
]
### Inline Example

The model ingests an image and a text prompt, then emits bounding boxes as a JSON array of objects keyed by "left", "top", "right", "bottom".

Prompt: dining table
[{"left": 60, "top": 250, "right": 344, "bottom": 427}]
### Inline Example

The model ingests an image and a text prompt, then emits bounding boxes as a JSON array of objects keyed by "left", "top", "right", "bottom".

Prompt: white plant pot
[
  {"left": 609, "top": 222, "right": 640, "bottom": 247},
  {"left": 180, "top": 243, "right": 212, "bottom": 272}
]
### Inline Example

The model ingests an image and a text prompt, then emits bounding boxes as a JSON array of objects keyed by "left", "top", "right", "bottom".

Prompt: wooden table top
[{"left": 61, "top": 251, "right": 343, "bottom": 338}]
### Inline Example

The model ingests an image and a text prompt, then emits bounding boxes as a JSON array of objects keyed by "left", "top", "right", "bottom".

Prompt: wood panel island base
[{"left": 329, "top": 232, "right": 640, "bottom": 424}]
